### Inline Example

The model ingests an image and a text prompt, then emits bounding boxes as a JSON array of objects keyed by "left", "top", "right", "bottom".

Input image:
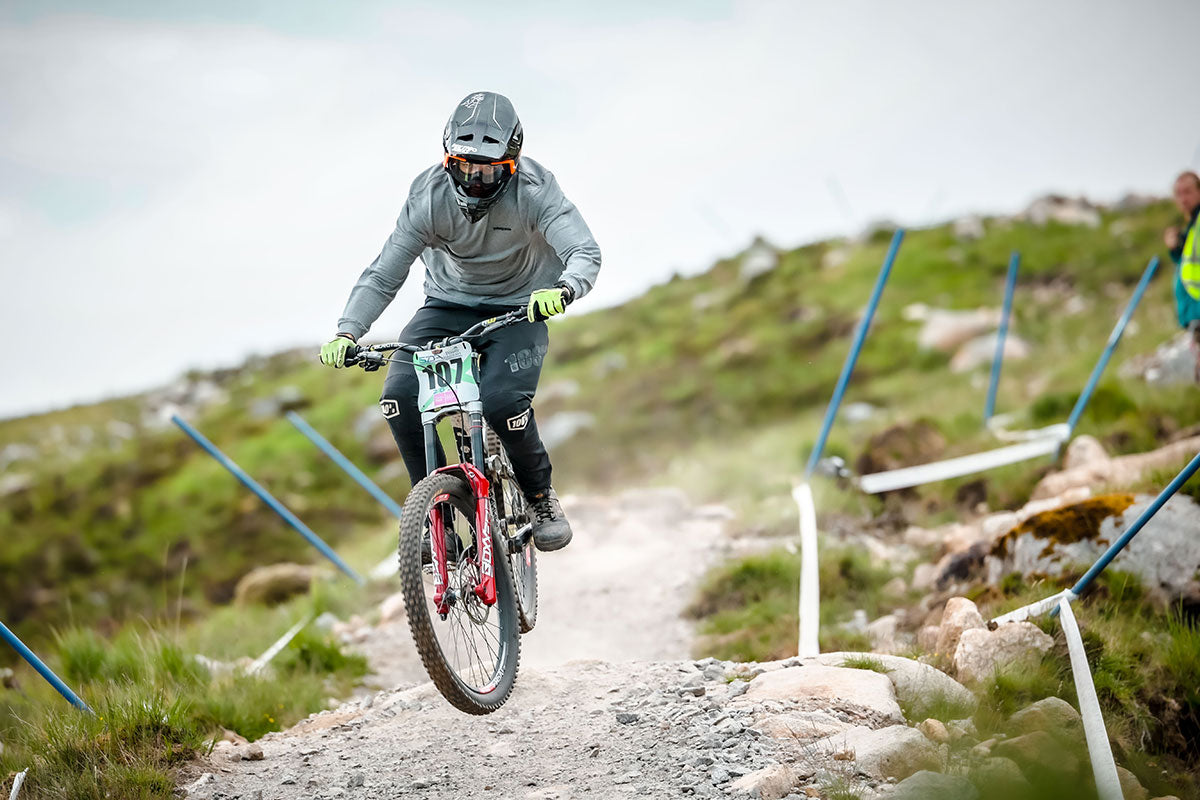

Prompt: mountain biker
[
  {"left": 319, "top": 91, "right": 601, "bottom": 551},
  {"left": 1164, "top": 170, "right": 1200, "bottom": 382}
]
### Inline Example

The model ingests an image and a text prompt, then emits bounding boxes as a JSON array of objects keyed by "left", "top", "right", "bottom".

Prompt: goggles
[{"left": 443, "top": 154, "right": 516, "bottom": 187}]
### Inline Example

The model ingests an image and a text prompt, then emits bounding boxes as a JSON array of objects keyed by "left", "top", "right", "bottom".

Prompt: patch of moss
[{"left": 994, "top": 493, "right": 1135, "bottom": 557}]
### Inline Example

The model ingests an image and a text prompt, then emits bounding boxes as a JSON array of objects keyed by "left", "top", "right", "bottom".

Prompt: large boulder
[
  {"left": 814, "top": 653, "right": 976, "bottom": 720},
  {"left": 739, "top": 664, "right": 904, "bottom": 726},
  {"left": 1119, "top": 330, "right": 1197, "bottom": 386},
  {"left": 954, "top": 622, "right": 1054, "bottom": 686},
  {"left": 728, "top": 764, "right": 799, "bottom": 800},
  {"left": 1006, "top": 696, "right": 1082, "bottom": 739},
  {"left": 805, "top": 725, "right": 942, "bottom": 780},
  {"left": 986, "top": 493, "right": 1200, "bottom": 604},
  {"left": 234, "top": 563, "right": 314, "bottom": 606},
  {"left": 893, "top": 770, "right": 980, "bottom": 800}
]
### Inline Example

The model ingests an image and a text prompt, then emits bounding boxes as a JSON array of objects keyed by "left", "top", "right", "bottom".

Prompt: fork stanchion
[
  {"left": 286, "top": 412, "right": 403, "bottom": 518},
  {"left": 1063, "top": 256, "right": 1159, "bottom": 440},
  {"left": 172, "top": 415, "right": 366, "bottom": 585},
  {"left": 804, "top": 228, "right": 904, "bottom": 480},
  {"left": 985, "top": 251, "right": 1020, "bottom": 425},
  {"left": 0, "top": 620, "right": 93, "bottom": 714}
]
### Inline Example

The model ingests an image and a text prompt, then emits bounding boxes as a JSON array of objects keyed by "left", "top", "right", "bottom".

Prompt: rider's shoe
[
  {"left": 526, "top": 487, "right": 573, "bottom": 552},
  {"left": 420, "top": 526, "right": 464, "bottom": 567}
]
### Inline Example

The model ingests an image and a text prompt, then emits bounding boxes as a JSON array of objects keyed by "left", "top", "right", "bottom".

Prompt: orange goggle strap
[{"left": 443, "top": 154, "right": 517, "bottom": 171}]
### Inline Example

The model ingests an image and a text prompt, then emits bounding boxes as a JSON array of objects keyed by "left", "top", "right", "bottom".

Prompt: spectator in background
[{"left": 1164, "top": 171, "right": 1200, "bottom": 382}]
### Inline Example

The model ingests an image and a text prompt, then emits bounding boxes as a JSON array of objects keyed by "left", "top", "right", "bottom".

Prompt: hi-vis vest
[{"left": 1183, "top": 218, "right": 1200, "bottom": 300}]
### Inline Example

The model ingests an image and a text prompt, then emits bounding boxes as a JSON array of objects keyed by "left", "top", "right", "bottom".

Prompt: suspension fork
[{"left": 430, "top": 461, "right": 496, "bottom": 607}]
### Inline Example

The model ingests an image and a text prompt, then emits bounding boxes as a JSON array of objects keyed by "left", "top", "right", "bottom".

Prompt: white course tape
[
  {"left": 991, "top": 589, "right": 1077, "bottom": 625},
  {"left": 792, "top": 483, "right": 820, "bottom": 658},
  {"left": 9, "top": 769, "right": 27, "bottom": 800},
  {"left": 249, "top": 614, "right": 315, "bottom": 675},
  {"left": 988, "top": 420, "right": 1071, "bottom": 444},
  {"left": 858, "top": 434, "right": 1066, "bottom": 494},
  {"left": 1058, "top": 598, "right": 1124, "bottom": 800}
]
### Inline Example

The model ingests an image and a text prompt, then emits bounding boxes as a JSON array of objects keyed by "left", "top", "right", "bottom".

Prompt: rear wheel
[
  {"left": 486, "top": 426, "right": 538, "bottom": 633},
  {"left": 398, "top": 472, "right": 520, "bottom": 714}
]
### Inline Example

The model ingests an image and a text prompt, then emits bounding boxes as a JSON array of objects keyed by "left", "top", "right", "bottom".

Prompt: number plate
[{"left": 414, "top": 341, "right": 479, "bottom": 412}]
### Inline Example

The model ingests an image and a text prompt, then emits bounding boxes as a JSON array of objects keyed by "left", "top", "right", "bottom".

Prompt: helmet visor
[{"left": 444, "top": 155, "right": 516, "bottom": 198}]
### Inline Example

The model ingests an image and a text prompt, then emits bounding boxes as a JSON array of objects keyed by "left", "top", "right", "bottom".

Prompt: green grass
[
  {"left": 686, "top": 540, "right": 899, "bottom": 660},
  {"left": 0, "top": 588, "right": 368, "bottom": 798}
]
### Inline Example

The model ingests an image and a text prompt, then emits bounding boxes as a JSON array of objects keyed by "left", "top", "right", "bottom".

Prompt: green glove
[
  {"left": 320, "top": 335, "right": 355, "bottom": 368},
  {"left": 527, "top": 286, "right": 570, "bottom": 322}
]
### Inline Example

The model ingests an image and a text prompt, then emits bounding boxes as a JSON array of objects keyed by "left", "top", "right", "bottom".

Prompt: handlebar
[{"left": 343, "top": 308, "right": 528, "bottom": 370}]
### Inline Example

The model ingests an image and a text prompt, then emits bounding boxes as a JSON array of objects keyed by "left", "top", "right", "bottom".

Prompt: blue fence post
[
  {"left": 804, "top": 228, "right": 904, "bottom": 480},
  {"left": 172, "top": 415, "right": 366, "bottom": 585},
  {"left": 985, "top": 251, "right": 1020, "bottom": 424},
  {"left": 286, "top": 412, "right": 403, "bottom": 519},
  {"left": 1064, "top": 257, "right": 1159, "bottom": 438},
  {"left": 1050, "top": 450, "right": 1200, "bottom": 616},
  {"left": 0, "top": 620, "right": 93, "bottom": 713}
]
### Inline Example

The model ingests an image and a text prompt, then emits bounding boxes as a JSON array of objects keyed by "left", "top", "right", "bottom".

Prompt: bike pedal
[{"left": 507, "top": 525, "right": 534, "bottom": 554}]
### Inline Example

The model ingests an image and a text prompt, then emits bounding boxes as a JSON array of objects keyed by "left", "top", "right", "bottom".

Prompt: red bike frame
[{"left": 427, "top": 463, "right": 496, "bottom": 614}]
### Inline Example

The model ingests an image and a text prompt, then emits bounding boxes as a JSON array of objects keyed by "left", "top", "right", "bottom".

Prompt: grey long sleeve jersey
[{"left": 337, "top": 157, "right": 602, "bottom": 340}]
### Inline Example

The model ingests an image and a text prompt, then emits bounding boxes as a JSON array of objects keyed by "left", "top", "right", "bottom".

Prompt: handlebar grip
[{"left": 342, "top": 344, "right": 361, "bottom": 366}]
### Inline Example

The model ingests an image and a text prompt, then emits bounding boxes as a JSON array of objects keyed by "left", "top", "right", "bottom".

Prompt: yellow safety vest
[{"left": 1183, "top": 217, "right": 1200, "bottom": 300}]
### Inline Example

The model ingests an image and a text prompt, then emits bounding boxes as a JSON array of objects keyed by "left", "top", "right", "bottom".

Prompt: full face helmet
[{"left": 442, "top": 91, "right": 523, "bottom": 223}]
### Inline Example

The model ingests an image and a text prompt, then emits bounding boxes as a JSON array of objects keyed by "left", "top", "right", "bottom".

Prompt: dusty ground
[{"left": 183, "top": 488, "right": 748, "bottom": 799}]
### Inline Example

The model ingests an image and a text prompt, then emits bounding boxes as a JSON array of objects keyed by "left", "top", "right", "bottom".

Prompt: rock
[
  {"left": 184, "top": 772, "right": 216, "bottom": 795},
  {"left": 246, "top": 742, "right": 264, "bottom": 760},
  {"left": 987, "top": 492, "right": 1200, "bottom": 603},
  {"left": 1119, "top": 329, "right": 1197, "bottom": 386},
  {"left": 866, "top": 615, "right": 900, "bottom": 654},
  {"left": 843, "top": 402, "right": 878, "bottom": 424},
  {"left": 0, "top": 473, "right": 34, "bottom": 498},
  {"left": 728, "top": 764, "right": 800, "bottom": 800},
  {"left": 1033, "top": 436, "right": 1200, "bottom": 500},
  {"left": 0, "top": 667, "right": 14, "bottom": 689},
  {"left": 740, "top": 237, "right": 780, "bottom": 280},
  {"left": 992, "top": 730, "right": 1080, "bottom": 777},
  {"left": 906, "top": 305, "right": 1002, "bottom": 353},
  {"left": 823, "top": 244, "right": 851, "bottom": 270},
  {"left": 891, "top": 770, "right": 979, "bottom": 800},
  {"left": 935, "top": 598, "right": 986, "bottom": 660},
  {"left": 917, "top": 719, "right": 949, "bottom": 744},
  {"left": 817, "top": 653, "right": 976, "bottom": 720},
  {"left": 249, "top": 385, "right": 309, "bottom": 418},
  {"left": 969, "top": 757, "right": 1032, "bottom": 799},
  {"left": 882, "top": 576, "right": 909, "bottom": 600},
  {"left": 538, "top": 412, "right": 595, "bottom": 449},
  {"left": 346, "top": 771, "right": 366, "bottom": 788},
  {"left": 1023, "top": 195, "right": 1101, "bottom": 228},
  {"left": 378, "top": 591, "right": 407, "bottom": 624},
  {"left": 740, "top": 665, "right": 904, "bottom": 725},
  {"left": 1006, "top": 696, "right": 1082, "bottom": 738},
  {"left": 806, "top": 725, "right": 941, "bottom": 780},
  {"left": 903, "top": 525, "right": 943, "bottom": 549},
  {"left": 615, "top": 712, "right": 639, "bottom": 725},
  {"left": 954, "top": 623, "right": 1054, "bottom": 686},
  {"left": 949, "top": 332, "right": 1030, "bottom": 373},
  {"left": 234, "top": 563, "right": 314, "bottom": 606},
  {"left": 917, "top": 625, "right": 940, "bottom": 652},
  {"left": 953, "top": 215, "right": 985, "bottom": 241},
  {"left": 912, "top": 563, "right": 938, "bottom": 591},
  {"left": 1062, "top": 435, "right": 1109, "bottom": 471},
  {"left": 711, "top": 767, "right": 732, "bottom": 784},
  {"left": 1117, "top": 766, "right": 1149, "bottom": 800},
  {"left": 756, "top": 710, "right": 854, "bottom": 744}
]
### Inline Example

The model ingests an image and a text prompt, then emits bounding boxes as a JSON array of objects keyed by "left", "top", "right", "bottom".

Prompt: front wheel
[{"left": 398, "top": 472, "right": 520, "bottom": 714}]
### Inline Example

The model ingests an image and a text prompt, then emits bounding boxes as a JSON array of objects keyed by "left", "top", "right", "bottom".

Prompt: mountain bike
[{"left": 344, "top": 309, "right": 537, "bottom": 714}]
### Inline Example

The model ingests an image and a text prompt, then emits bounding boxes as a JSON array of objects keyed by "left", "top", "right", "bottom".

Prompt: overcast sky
[{"left": 2, "top": 0, "right": 1197, "bottom": 419}]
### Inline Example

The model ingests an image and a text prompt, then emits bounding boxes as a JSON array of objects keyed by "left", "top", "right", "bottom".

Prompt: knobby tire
[{"left": 398, "top": 472, "right": 520, "bottom": 714}]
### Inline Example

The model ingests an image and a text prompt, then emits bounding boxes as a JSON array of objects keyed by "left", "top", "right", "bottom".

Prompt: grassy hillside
[{"left": 0, "top": 197, "right": 1193, "bottom": 662}]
